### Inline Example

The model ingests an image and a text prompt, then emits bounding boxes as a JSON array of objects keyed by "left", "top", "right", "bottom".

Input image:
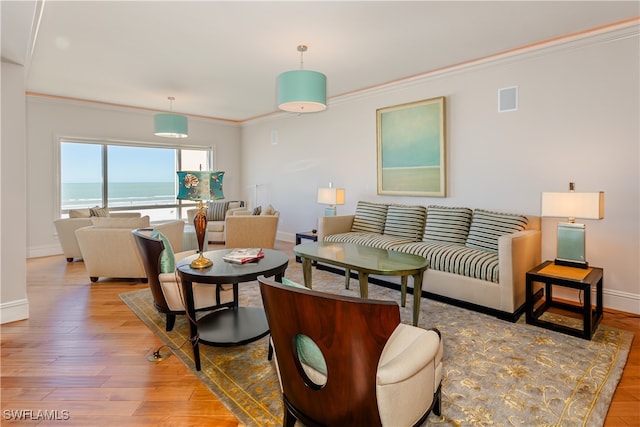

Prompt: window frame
[{"left": 55, "top": 136, "right": 215, "bottom": 220}]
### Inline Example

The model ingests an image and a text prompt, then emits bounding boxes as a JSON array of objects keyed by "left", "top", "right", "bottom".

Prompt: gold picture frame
[{"left": 376, "top": 96, "right": 446, "bottom": 197}]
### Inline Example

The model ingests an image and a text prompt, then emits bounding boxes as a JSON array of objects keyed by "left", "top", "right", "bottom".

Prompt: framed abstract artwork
[{"left": 376, "top": 96, "right": 446, "bottom": 197}]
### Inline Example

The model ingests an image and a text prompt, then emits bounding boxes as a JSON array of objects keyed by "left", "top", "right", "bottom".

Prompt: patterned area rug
[{"left": 120, "top": 255, "right": 632, "bottom": 427}]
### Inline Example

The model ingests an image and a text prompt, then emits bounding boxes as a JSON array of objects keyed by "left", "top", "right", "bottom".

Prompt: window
[{"left": 59, "top": 139, "right": 211, "bottom": 221}]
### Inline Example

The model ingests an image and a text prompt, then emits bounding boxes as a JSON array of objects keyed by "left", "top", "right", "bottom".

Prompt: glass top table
[{"left": 293, "top": 242, "right": 428, "bottom": 326}]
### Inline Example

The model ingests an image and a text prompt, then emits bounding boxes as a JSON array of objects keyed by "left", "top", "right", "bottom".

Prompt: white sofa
[
  {"left": 75, "top": 216, "right": 184, "bottom": 282},
  {"left": 186, "top": 200, "right": 245, "bottom": 243},
  {"left": 319, "top": 202, "right": 541, "bottom": 320},
  {"left": 54, "top": 210, "right": 141, "bottom": 262}
]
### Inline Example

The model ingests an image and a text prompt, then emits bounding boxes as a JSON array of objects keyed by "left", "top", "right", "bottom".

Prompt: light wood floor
[{"left": 2, "top": 241, "right": 639, "bottom": 426}]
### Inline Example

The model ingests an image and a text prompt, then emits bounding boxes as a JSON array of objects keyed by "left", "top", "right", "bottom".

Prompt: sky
[{"left": 61, "top": 142, "right": 176, "bottom": 183}]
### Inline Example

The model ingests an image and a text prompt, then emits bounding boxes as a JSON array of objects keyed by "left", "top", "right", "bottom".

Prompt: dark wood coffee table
[
  {"left": 293, "top": 242, "right": 428, "bottom": 326},
  {"left": 177, "top": 249, "right": 289, "bottom": 371}
]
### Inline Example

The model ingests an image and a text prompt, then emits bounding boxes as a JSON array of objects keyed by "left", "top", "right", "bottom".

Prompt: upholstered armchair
[
  {"left": 54, "top": 211, "right": 141, "bottom": 262},
  {"left": 225, "top": 210, "right": 280, "bottom": 249},
  {"left": 132, "top": 228, "right": 236, "bottom": 331},
  {"left": 258, "top": 275, "right": 444, "bottom": 427},
  {"left": 186, "top": 200, "right": 245, "bottom": 243},
  {"left": 75, "top": 217, "right": 184, "bottom": 282}
]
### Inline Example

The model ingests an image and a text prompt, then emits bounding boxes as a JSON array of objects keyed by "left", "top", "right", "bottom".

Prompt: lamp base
[
  {"left": 190, "top": 253, "right": 213, "bottom": 269},
  {"left": 324, "top": 206, "right": 337, "bottom": 216},
  {"left": 554, "top": 258, "right": 589, "bottom": 269}
]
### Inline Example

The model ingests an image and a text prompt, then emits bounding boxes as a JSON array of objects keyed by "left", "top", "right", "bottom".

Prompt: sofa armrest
[
  {"left": 498, "top": 229, "right": 542, "bottom": 312},
  {"left": 318, "top": 215, "right": 355, "bottom": 241},
  {"left": 54, "top": 218, "right": 93, "bottom": 260},
  {"left": 225, "top": 215, "right": 279, "bottom": 249}
]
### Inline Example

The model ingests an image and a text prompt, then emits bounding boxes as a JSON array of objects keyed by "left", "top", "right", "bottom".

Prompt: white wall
[
  {"left": 26, "top": 97, "right": 242, "bottom": 258},
  {"left": 240, "top": 29, "right": 640, "bottom": 313},
  {"left": 1, "top": 61, "right": 29, "bottom": 323}
]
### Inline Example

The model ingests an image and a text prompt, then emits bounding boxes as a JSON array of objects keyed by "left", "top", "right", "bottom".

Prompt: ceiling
[{"left": 3, "top": 1, "right": 639, "bottom": 122}]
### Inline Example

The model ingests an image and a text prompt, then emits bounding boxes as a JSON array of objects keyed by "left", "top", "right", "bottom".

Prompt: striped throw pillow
[
  {"left": 351, "top": 201, "right": 388, "bottom": 234},
  {"left": 206, "top": 201, "right": 229, "bottom": 221},
  {"left": 424, "top": 206, "right": 473, "bottom": 244},
  {"left": 383, "top": 205, "right": 426, "bottom": 240},
  {"left": 465, "top": 209, "right": 528, "bottom": 253}
]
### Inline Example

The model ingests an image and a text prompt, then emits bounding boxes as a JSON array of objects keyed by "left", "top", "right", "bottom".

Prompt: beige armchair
[
  {"left": 225, "top": 212, "right": 280, "bottom": 249},
  {"left": 132, "top": 228, "right": 236, "bottom": 331},
  {"left": 258, "top": 275, "right": 443, "bottom": 426},
  {"left": 186, "top": 200, "right": 245, "bottom": 243},
  {"left": 75, "top": 217, "right": 184, "bottom": 282},
  {"left": 54, "top": 212, "right": 141, "bottom": 262}
]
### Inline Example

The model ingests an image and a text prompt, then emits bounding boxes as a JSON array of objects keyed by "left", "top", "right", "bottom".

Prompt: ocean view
[{"left": 62, "top": 182, "right": 176, "bottom": 210}]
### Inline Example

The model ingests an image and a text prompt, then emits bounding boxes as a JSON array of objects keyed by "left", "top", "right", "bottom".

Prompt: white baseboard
[
  {"left": 28, "top": 244, "right": 62, "bottom": 259},
  {"left": 544, "top": 287, "right": 639, "bottom": 315},
  {"left": 0, "top": 298, "right": 29, "bottom": 324}
]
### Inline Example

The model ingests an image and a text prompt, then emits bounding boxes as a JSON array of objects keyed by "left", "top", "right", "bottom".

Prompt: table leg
[
  {"left": 181, "top": 278, "right": 201, "bottom": 371},
  {"left": 412, "top": 272, "right": 424, "bottom": 326},
  {"left": 583, "top": 283, "right": 592, "bottom": 339},
  {"left": 302, "top": 258, "right": 313, "bottom": 289},
  {"left": 400, "top": 276, "right": 408, "bottom": 307},
  {"left": 345, "top": 268, "right": 351, "bottom": 289},
  {"left": 358, "top": 271, "right": 369, "bottom": 298}
]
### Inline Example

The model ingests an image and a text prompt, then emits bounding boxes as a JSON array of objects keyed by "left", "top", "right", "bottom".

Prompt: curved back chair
[
  {"left": 258, "top": 275, "right": 443, "bottom": 427},
  {"left": 133, "top": 228, "right": 235, "bottom": 331}
]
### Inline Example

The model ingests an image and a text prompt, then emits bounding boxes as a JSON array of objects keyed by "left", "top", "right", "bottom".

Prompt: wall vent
[{"left": 498, "top": 86, "right": 518, "bottom": 112}]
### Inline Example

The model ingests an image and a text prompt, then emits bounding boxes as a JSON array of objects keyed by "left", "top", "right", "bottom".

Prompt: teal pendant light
[
  {"left": 154, "top": 96, "right": 188, "bottom": 138},
  {"left": 277, "top": 45, "right": 327, "bottom": 113}
]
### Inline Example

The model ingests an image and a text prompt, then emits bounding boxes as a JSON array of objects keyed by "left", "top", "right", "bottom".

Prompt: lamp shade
[
  {"left": 317, "top": 187, "right": 345, "bottom": 206},
  {"left": 154, "top": 113, "right": 188, "bottom": 138},
  {"left": 177, "top": 171, "right": 225, "bottom": 201},
  {"left": 277, "top": 70, "right": 327, "bottom": 113},
  {"left": 540, "top": 191, "right": 604, "bottom": 220}
]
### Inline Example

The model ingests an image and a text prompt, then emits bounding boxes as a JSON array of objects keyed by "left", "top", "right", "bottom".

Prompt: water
[
  {"left": 62, "top": 182, "right": 176, "bottom": 209},
  {"left": 61, "top": 182, "right": 202, "bottom": 221}
]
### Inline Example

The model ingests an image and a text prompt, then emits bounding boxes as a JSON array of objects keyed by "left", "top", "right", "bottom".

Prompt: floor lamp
[{"left": 177, "top": 171, "right": 225, "bottom": 268}]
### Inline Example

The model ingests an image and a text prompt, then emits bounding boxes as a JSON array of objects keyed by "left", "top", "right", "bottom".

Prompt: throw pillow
[
  {"left": 261, "top": 204, "right": 276, "bottom": 216},
  {"left": 151, "top": 229, "right": 175, "bottom": 274},
  {"left": 206, "top": 201, "right": 229, "bottom": 221},
  {"left": 424, "top": 206, "right": 473, "bottom": 244},
  {"left": 252, "top": 206, "right": 262, "bottom": 215},
  {"left": 89, "top": 206, "right": 109, "bottom": 217},
  {"left": 465, "top": 209, "right": 528, "bottom": 253},
  {"left": 383, "top": 204, "right": 427, "bottom": 240},
  {"left": 351, "top": 201, "right": 388, "bottom": 234},
  {"left": 69, "top": 209, "right": 91, "bottom": 218}
]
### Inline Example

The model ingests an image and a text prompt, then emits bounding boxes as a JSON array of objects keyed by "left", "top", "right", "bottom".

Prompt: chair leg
[
  {"left": 165, "top": 314, "right": 176, "bottom": 332},
  {"left": 283, "top": 406, "right": 297, "bottom": 427},
  {"left": 433, "top": 384, "right": 442, "bottom": 416},
  {"left": 268, "top": 337, "right": 273, "bottom": 360}
]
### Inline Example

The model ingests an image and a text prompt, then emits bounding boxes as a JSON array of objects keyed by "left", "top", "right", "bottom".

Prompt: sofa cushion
[
  {"left": 325, "top": 232, "right": 417, "bottom": 250},
  {"left": 90, "top": 216, "right": 150, "bottom": 229},
  {"left": 151, "top": 230, "right": 175, "bottom": 274},
  {"left": 351, "top": 201, "right": 388, "bottom": 234},
  {"left": 394, "top": 240, "right": 500, "bottom": 283},
  {"left": 424, "top": 206, "right": 473, "bottom": 245},
  {"left": 383, "top": 205, "right": 426, "bottom": 241},
  {"left": 206, "top": 201, "right": 229, "bottom": 221},
  {"left": 465, "top": 209, "right": 528, "bottom": 253}
]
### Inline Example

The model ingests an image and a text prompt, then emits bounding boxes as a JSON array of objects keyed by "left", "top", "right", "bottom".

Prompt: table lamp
[
  {"left": 317, "top": 183, "right": 345, "bottom": 216},
  {"left": 541, "top": 182, "right": 604, "bottom": 269},
  {"left": 177, "top": 171, "right": 225, "bottom": 268}
]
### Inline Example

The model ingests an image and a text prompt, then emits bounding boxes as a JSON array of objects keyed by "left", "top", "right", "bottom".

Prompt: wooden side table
[
  {"left": 295, "top": 231, "right": 318, "bottom": 263},
  {"left": 525, "top": 260, "right": 603, "bottom": 340}
]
